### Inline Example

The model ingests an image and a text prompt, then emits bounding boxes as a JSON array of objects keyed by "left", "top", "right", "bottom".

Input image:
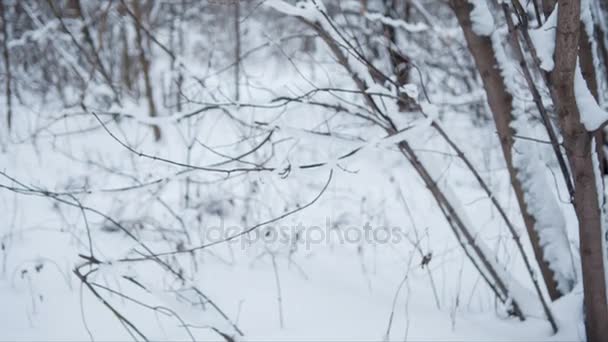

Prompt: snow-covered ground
[{"left": 0, "top": 90, "right": 585, "bottom": 340}]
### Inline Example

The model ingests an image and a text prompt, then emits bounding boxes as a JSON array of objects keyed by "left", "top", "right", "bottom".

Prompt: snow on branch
[
  {"left": 364, "top": 12, "right": 429, "bottom": 33},
  {"left": 265, "top": 0, "right": 321, "bottom": 22},
  {"left": 468, "top": 0, "right": 494, "bottom": 36}
]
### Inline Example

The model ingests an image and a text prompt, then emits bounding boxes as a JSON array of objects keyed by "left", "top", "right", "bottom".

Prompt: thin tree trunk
[
  {"left": 45, "top": 0, "right": 120, "bottom": 102},
  {"left": 551, "top": 1, "right": 608, "bottom": 341},
  {"left": 234, "top": 0, "right": 240, "bottom": 102},
  {"left": 176, "top": 1, "right": 184, "bottom": 112},
  {"left": 542, "top": 0, "right": 556, "bottom": 19},
  {"left": 72, "top": 0, "right": 120, "bottom": 103},
  {"left": 451, "top": 0, "right": 569, "bottom": 311},
  {"left": 382, "top": 0, "right": 414, "bottom": 111},
  {"left": 1, "top": 0, "right": 12, "bottom": 131},
  {"left": 132, "top": 0, "right": 161, "bottom": 141},
  {"left": 594, "top": 1, "right": 608, "bottom": 89},
  {"left": 120, "top": 24, "right": 132, "bottom": 93}
]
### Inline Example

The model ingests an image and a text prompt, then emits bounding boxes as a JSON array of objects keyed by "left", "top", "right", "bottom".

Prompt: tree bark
[
  {"left": 579, "top": 23, "right": 605, "bottom": 174},
  {"left": 551, "top": 1, "right": 608, "bottom": 341},
  {"left": 72, "top": 0, "right": 119, "bottom": 103},
  {"left": 132, "top": 0, "right": 161, "bottom": 141},
  {"left": 451, "top": 0, "right": 566, "bottom": 303},
  {"left": 0, "top": 0, "right": 12, "bottom": 131},
  {"left": 382, "top": 0, "right": 415, "bottom": 111},
  {"left": 542, "top": 0, "right": 556, "bottom": 19},
  {"left": 234, "top": 0, "right": 240, "bottom": 102}
]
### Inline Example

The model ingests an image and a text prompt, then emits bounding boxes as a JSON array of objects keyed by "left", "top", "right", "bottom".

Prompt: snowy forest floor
[{"left": 0, "top": 49, "right": 588, "bottom": 341}]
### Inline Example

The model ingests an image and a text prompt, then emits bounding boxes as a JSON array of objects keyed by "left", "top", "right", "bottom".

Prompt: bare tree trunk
[
  {"left": 46, "top": 0, "right": 120, "bottom": 102},
  {"left": 542, "top": 0, "right": 556, "bottom": 19},
  {"left": 120, "top": 27, "right": 132, "bottom": 94},
  {"left": 450, "top": 0, "right": 570, "bottom": 310},
  {"left": 551, "top": 1, "right": 608, "bottom": 341},
  {"left": 1, "top": 0, "right": 12, "bottom": 131},
  {"left": 382, "top": 0, "right": 415, "bottom": 111},
  {"left": 72, "top": 0, "right": 119, "bottom": 103},
  {"left": 594, "top": 2, "right": 608, "bottom": 90},
  {"left": 176, "top": 1, "right": 184, "bottom": 112},
  {"left": 132, "top": 0, "right": 161, "bottom": 141},
  {"left": 234, "top": 0, "right": 240, "bottom": 102}
]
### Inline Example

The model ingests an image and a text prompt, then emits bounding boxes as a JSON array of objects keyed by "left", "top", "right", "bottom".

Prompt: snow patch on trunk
[
  {"left": 510, "top": 120, "right": 577, "bottom": 294},
  {"left": 574, "top": 62, "right": 608, "bottom": 131},
  {"left": 491, "top": 29, "right": 577, "bottom": 295},
  {"left": 592, "top": 138, "right": 608, "bottom": 301},
  {"left": 529, "top": 7, "right": 558, "bottom": 71},
  {"left": 467, "top": 0, "right": 494, "bottom": 36}
]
